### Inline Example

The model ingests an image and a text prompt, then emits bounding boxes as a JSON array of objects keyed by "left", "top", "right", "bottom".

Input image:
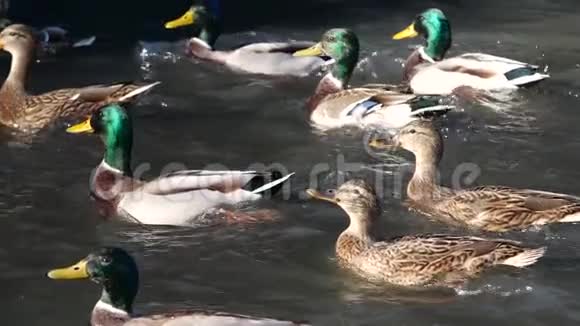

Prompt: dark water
[{"left": 3, "top": 0, "right": 580, "bottom": 325}]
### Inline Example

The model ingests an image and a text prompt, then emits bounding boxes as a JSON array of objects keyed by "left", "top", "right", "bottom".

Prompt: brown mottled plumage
[
  {"left": 370, "top": 120, "right": 580, "bottom": 232},
  {"left": 307, "top": 179, "right": 545, "bottom": 287},
  {"left": 0, "top": 24, "right": 158, "bottom": 134}
]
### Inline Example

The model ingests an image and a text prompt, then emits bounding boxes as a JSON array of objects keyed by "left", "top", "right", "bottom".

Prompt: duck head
[
  {"left": 164, "top": 0, "right": 221, "bottom": 47},
  {"left": 0, "top": 24, "right": 37, "bottom": 86},
  {"left": 369, "top": 120, "right": 444, "bottom": 166},
  {"left": 67, "top": 104, "right": 133, "bottom": 176},
  {"left": 294, "top": 28, "right": 359, "bottom": 86},
  {"left": 0, "top": 24, "right": 36, "bottom": 55},
  {"left": 393, "top": 8, "right": 451, "bottom": 61},
  {"left": 48, "top": 247, "right": 139, "bottom": 314},
  {"left": 307, "top": 179, "right": 381, "bottom": 238}
]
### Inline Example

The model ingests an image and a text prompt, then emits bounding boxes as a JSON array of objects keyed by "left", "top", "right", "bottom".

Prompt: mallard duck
[
  {"left": 292, "top": 28, "right": 452, "bottom": 130},
  {"left": 369, "top": 121, "right": 580, "bottom": 232},
  {"left": 163, "top": 0, "right": 331, "bottom": 77},
  {"left": 392, "top": 8, "right": 549, "bottom": 95},
  {"left": 48, "top": 247, "right": 309, "bottom": 325},
  {"left": 67, "top": 103, "right": 293, "bottom": 226},
  {"left": 0, "top": 24, "right": 156, "bottom": 134},
  {"left": 307, "top": 179, "right": 545, "bottom": 287}
]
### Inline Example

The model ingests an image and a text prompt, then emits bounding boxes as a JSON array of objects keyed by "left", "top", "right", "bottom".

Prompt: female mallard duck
[
  {"left": 369, "top": 121, "right": 580, "bottom": 232},
  {"left": 0, "top": 19, "right": 96, "bottom": 55},
  {"left": 0, "top": 24, "right": 156, "bottom": 134},
  {"left": 293, "top": 28, "right": 451, "bottom": 130},
  {"left": 67, "top": 103, "right": 293, "bottom": 226},
  {"left": 392, "top": 8, "right": 549, "bottom": 95},
  {"left": 163, "top": 0, "right": 331, "bottom": 77},
  {"left": 48, "top": 247, "right": 309, "bottom": 325},
  {"left": 307, "top": 179, "right": 545, "bottom": 287}
]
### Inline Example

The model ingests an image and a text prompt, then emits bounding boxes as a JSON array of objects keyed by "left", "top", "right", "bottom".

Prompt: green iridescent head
[
  {"left": 294, "top": 28, "right": 359, "bottom": 85},
  {"left": 393, "top": 8, "right": 451, "bottom": 61},
  {"left": 48, "top": 247, "right": 140, "bottom": 314},
  {"left": 164, "top": 0, "right": 222, "bottom": 46},
  {"left": 67, "top": 104, "right": 133, "bottom": 175}
]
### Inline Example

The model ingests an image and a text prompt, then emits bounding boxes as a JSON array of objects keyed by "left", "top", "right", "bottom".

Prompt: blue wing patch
[{"left": 346, "top": 99, "right": 381, "bottom": 117}]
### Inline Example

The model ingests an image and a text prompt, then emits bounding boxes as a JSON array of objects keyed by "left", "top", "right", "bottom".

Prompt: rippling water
[{"left": 3, "top": 0, "right": 580, "bottom": 325}]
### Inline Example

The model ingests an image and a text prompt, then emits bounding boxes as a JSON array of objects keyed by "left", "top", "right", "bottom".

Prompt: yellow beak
[
  {"left": 47, "top": 259, "right": 90, "bottom": 280},
  {"left": 306, "top": 189, "right": 337, "bottom": 204},
  {"left": 293, "top": 43, "right": 324, "bottom": 57},
  {"left": 165, "top": 8, "right": 197, "bottom": 29},
  {"left": 393, "top": 23, "right": 419, "bottom": 40},
  {"left": 0, "top": 41, "right": 4, "bottom": 50},
  {"left": 66, "top": 118, "right": 94, "bottom": 134}
]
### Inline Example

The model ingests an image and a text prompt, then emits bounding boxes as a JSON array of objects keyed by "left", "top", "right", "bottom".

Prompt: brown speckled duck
[
  {"left": 307, "top": 179, "right": 545, "bottom": 287},
  {"left": 369, "top": 121, "right": 580, "bottom": 232},
  {"left": 0, "top": 24, "right": 158, "bottom": 134},
  {"left": 48, "top": 247, "right": 309, "bottom": 326}
]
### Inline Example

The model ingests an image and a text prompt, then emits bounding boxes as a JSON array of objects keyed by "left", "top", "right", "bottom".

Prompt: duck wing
[
  {"left": 141, "top": 170, "right": 293, "bottom": 196},
  {"left": 117, "top": 170, "right": 293, "bottom": 225},
  {"left": 369, "top": 234, "right": 543, "bottom": 286},
  {"left": 436, "top": 53, "right": 549, "bottom": 86},
  {"left": 225, "top": 41, "right": 328, "bottom": 77},
  {"left": 23, "top": 81, "right": 159, "bottom": 124},
  {"left": 69, "top": 81, "right": 160, "bottom": 102},
  {"left": 359, "top": 83, "right": 412, "bottom": 93},
  {"left": 237, "top": 41, "right": 318, "bottom": 54},
  {"left": 439, "top": 186, "right": 580, "bottom": 231},
  {"left": 311, "top": 88, "right": 451, "bottom": 129}
]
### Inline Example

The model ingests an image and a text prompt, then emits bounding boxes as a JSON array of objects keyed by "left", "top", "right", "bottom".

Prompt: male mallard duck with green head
[
  {"left": 48, "top": 247, "right": 309, "bottom": 325},
  {"left": 307, "top": 180, "right": 545, "bottom": 287},
  {"left": 67, "top": 104, "right": 293, "bottom": 226},
  {"left": 0, "top": 24, "right": 156, "bottom": 134},
  {"left": 369, "top": 121, "right": 580, "bottom": 232},
  {"left": 393, "top": 8, "right": 549, "bottom": 95},
  {"left": 293, "top": 28, "right": 451, "bottom": 130},
  {"left": 164, "top": 0, "right": 331, "bottom": 77}
]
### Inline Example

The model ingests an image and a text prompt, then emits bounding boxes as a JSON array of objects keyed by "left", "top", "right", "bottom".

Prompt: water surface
[{"left": 2, "top": 0, "right": 580, "bottom": 325}]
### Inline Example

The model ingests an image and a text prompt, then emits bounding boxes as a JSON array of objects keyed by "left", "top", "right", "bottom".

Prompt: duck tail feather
[
  {"left": 501, "top": 247, "right": 546, "bottom": 268},
  {"left": 72, "top": 36, "right": 97, "bottom": 48},
  {"left": 406, "top": 95, "right": 454, "bottom": 118},
  {"left": 244, "top": 171, "right": 295, "bottom": 196},
  {"left": 117, "top": 82, "right": 161, "bottom": 102}
]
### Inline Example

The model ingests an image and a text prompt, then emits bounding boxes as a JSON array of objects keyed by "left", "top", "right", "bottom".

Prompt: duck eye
[
  {"left": 326, "top": 189, "right": 336, "bottom": 196},
  {"left": 408, "top": 129, "right": 416, "bottom": 134},
  {"left": 100, "top": 256, "right": 112, "bottom": 265}
]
